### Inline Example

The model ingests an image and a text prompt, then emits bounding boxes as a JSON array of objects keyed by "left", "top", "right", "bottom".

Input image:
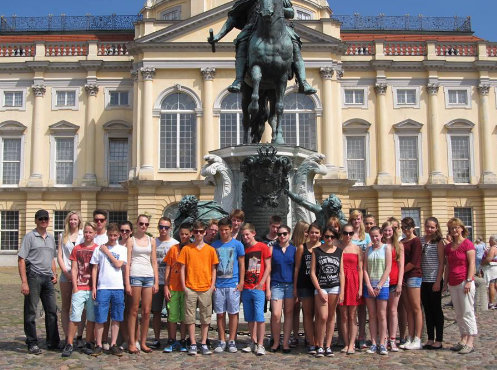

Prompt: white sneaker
[
  {"left": 228, "top": 341, "right": 238, "bottom": 353},
  {"left": 399, "top": 337, "right": 411, "bottom": 349},
  {"left": 242, "top": 342, "right": 256, "bottom": 353},
  {"left": 102, "top": 342, "right": 110, "bottom": 351},
  {"left": 405, "top": 337, "right": 422, "bottom": 350},
  {"left": 256, "top": 344, "right": 266, "bottom": 356},
  {"left": 214, "top": 341, "right": 226, "bottom": 353}
]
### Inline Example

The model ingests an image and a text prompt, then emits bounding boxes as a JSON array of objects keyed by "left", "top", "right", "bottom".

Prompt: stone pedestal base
[
  {"left": 27, "top": 174, "right": 43, "bottom": 187},
  {"left": 429, "top": 171, "right": 447, "bottom": 184},
  {"left": 81, "top": 173, "right": 97, "bottom": 186},
  {"left": 376, "top": 172, "right": 393, "bottom": 185},
  {"left": 481, "top": 171, "right": 497, "bottom": 184},
  {"left": 138, "top": 166, "right": 155, "bottom": 181}
]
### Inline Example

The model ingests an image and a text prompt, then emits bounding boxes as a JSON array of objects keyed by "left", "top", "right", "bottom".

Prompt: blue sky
[{"left": 1, "top": 0, "right": 495, "bottom": 41}]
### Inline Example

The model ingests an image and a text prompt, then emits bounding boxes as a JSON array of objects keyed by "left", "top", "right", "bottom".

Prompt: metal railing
[
  {"left": 0, "top": 14, "right": 141, "bottom": 32},
  {"left": 332, "top": 14, "right": 472, "bottom": 33}
]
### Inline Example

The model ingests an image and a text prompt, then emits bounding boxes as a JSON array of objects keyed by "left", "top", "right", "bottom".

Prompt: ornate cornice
[
  {"left": 319, "top": 67, "right": 334, "bottom": 80},
  {"left": 426, "top": 83, "right": 440, "bottom": 95},
  {"left": 31, "top": 84, "right": 46, "bottom": 97},
  {"left": 478, "top": 83, "right": 490, "bottom": 96},
  {"left": 140, "top": 67, "right": 156, "bottom": 81},
  {"left": 84, "top": 84, "right": 99, "bottom": 96},
  {"left": 200, "top": 67, "right": 216, "bottom": 81},
  {"left": 374, "top": 82, "right": 387, "bottom": 95}
]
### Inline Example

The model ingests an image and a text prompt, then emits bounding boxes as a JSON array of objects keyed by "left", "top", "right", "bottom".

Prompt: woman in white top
[
  {"left": 56, "top": 211, "right": 83, "bottom": 344},
  {"left": 125, "top": 214, "right": 159, "bottom": 354}
]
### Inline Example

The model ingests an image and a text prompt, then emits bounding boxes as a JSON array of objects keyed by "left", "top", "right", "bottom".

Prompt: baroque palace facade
[{"left": 0, "top": 0, "right": 497, "bottom": 264}]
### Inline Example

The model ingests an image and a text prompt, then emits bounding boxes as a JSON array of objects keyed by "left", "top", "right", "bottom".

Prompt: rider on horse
[{"left": 209, "top": 0, "right": 317, "bottom": 95}]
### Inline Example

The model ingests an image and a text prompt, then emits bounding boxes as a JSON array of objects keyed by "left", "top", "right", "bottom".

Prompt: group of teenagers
[{"left": 18, "top": 206, "right": 481, "bottom": 359}]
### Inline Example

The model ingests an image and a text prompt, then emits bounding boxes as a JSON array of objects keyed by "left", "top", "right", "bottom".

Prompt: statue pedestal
[{"left": 206, "top": 144, "right": 328, "bottom": 234}]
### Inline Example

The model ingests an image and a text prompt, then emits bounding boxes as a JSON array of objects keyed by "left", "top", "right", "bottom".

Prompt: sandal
[
  {"left": 341, "top": 346, "right": 348, "bottom": 353},
  {"left": 128, "top": 348, "right": 140, "bottom": 354},
  {"left": 346, "top": 349, "right": 355, "bottom": 355},
  {"left": 141, "top": 347, "right": 153, "bottom": 353}
]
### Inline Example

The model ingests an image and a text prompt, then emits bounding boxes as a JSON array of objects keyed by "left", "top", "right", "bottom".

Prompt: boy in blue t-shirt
[{"left": 211, "top": 217, "right": 245, "bottom": 353}]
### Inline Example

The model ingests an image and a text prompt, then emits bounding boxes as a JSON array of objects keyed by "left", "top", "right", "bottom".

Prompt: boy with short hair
[
  {"left": 177, "top": 221, "right": 219, "bottom": 356},
  {"left": 212, "top": 217, "right": 245, "bottom": 353},
  {"left": 263, "top": 215, "right": 282, "bottom": 247},
  {"left": 230, "top": 209, "right": 245, "bottom": 241},
  {"left": 61, "top": 222, "right": 98, "bottom": 357},
  {"left": 90, "top": 223, "right": 127, "bottom": 357},
  {"left": 162, "top": 224, "right": 192, "bottom": 353},
  {"left": 241, "top": 223, "right": 271, "bottom": 356}
]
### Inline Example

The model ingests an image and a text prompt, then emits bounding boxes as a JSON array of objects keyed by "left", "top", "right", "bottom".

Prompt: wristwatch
[{"left": 465, "top": 278, "right": 473, "bottom": 283}]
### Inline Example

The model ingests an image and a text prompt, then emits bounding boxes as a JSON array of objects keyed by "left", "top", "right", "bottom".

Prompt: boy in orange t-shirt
[
  {"left": 177, "top": 221, "right": 219, "bottom": 355},
  {"left": 162, "top": 224, "right": 192, "bottom": 353}
]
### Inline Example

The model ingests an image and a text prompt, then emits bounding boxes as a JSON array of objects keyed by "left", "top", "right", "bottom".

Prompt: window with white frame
[
  {"left": 52, "top": 89, "right": 78, "bottom": 110},
  {"left": 281, "top": 93, "right": 316, "bottom": 150},
  {"left": 454, "top": 207, "right": 473, "bottom": 241},
  {"left": 219, "top": 93, "right": 249, "bottom": 148},
  {"left": 1, "top": 138, "right": 21, "bottom": 185},
  {"left": 160, "top": 92, "right": 196, "bottom": 169},
  {"left": 0, "top": 210, "right": 19, "bottom": 250},
  {"left": 53, "top": 210, "right": 69, "bottom": 244},
  {"left": 296, "top": 9, "right": 312, "bottom": 20},
  {"left": 108, "top": 138, "right": 129, "bottom": 184},
  {"left": 161, "top": 6, "right": 181, "bottom": 20},
  {"left": 109, "top": 91, "right": 129, "bottom": 107},
  {"left": 54, "top": 137, "right": 75, "bottom": 185},
  {"left": 109, "top": 211, "right": 128, "bottom": 225},
  {"left": 450, "top": 135, "right": 471, "bottom": 183},
  {"left": 1, "top": 89, "right": 26, "bottom": 111},
  {"left": 393, "top": 87, "right": 419, "bottom": 108},
  {"left": 346, "top": 136, "right": 366, "bottom": 184},
  {"left": 401, "top": 207, "right": 421, "bottom": 236},
  {"left": 445, "top": 87, "right": 471, "bottom": 108},
  {"left": 398, "top": 136, "right": 419, "bottom": 183},
  {"left": 343, "top": 88, "right": 366, "bottom": 107}
]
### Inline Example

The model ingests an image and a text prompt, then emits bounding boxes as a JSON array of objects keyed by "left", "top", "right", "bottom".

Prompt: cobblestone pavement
[{"left": 0, "top": 267, "right": 495, "bottom": 369}]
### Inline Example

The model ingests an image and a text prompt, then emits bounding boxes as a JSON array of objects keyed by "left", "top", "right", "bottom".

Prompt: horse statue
[
  {"left": 242, "top": 0, "right": 294, "bottom": 144},
  {"left": 200, "top": 154, "right": 234, "bottom": 213}
]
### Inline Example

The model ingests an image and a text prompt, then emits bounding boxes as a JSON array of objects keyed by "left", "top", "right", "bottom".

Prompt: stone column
[
  {"left": 374, "top": 82, "right": 392, "bottom": 184},
  {"left": 332, "top": 69, "right": 344, "bottom": 176},
  {"left": 131, "top": 70, "right": 140, "bottom": 178},
  {"left": 320, "top": 67, "right": 335, "bottom": 172},
  {"left": 427, "top": 83, "right": 446, "bottom": 184},
  {"left": 140, "top": 67, "right": 155, "bottom": 179},
  {"left": 83, "top": 84, "right": 99, "bottom": 185},
  {"left": 28, "top": 84, "right": 46, "bottom": 186},
  {"left": 201, "top": 67, "right": 216, "bottom": 155},
  {"left": 478, "top": 83, "right": 497, "bottom": 183}
]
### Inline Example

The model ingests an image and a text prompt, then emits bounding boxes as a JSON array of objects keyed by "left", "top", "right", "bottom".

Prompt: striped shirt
[
  {"left": 366, "top": 244, "right": 389, "bottom": 287},
  {"left": 420, "top": 237, "right": 440, "bottom": 283}
]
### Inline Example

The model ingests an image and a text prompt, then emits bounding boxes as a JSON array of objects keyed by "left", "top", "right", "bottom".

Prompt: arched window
[
  {"left": 281, "top": 93, "right": 316, "bottom": 150},
  {"left": 160, "top": 93, "right": 196, "bottom": 169},
  {"left": 219, "top": 92, "right": 248, "bottom": 148}
]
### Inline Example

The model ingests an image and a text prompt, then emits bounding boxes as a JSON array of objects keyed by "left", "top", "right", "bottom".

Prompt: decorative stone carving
[
  {"left": 319, "top": 67, "right": 334, "bottom": 80},
  {"left": 292, "top": 153, "right": 328, "bottom": 224},
  {"left": 31, "top": 84, "right": 46, "bottom": 97},
  {"left": 426, "top": 83, "right": 440, "bottom": 95},
  {"left": 478, "top": 83, "right": 490, "bottom": 96},
  {"left": 201, "top": 67, "right": 216, "bottom": 81},
  {"left": 200, "top": 154, "right": 234, "bottom": 213},
  {"left": 335, "top": 69, "right": 344, "bottom": 79},
  {"left": 131, "top": 70, "right": 139, "bottom": 81},
  {"left": 140, "top": 67, "right": 156, "bottom": 81},
  {"left": 374, "top": 82, "right": 388, "bottom": 95},
  {"left": 84, "top": 84, "right": 99, "bottom": 96}
]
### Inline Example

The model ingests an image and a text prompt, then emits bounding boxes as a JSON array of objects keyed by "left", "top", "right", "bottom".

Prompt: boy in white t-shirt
[{"left": 90, "top": 223, "right": 127, "bottom": 356}]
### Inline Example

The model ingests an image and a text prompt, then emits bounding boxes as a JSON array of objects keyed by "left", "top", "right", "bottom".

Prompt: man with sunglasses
[
  {"left": 18, "top": 209, "right": 61, "bottom": 355},
  {"left": 93, "top": 209, "right": 109, "bottom": 246},
  {"left": 151, "top": 217, "right": 178, "bottom": 349}
]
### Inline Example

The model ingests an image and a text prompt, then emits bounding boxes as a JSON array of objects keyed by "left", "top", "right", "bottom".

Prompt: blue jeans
[{"left": 24, "top": 272, "right": 60, "bottom": 348}]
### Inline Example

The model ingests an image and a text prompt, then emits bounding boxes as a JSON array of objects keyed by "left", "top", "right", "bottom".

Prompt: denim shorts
[
  {"left": 297, "top": 287, "right": 314, "bottom": 299},
  {"left": 363, "top": 286, "right": 389, "bottom": 300},
  {"left": 130, "top": 276, "right": 154, "bottom": 287},
  {"left": 314, "top": 286, "right": 340, "bottom": 295},
  {"left": 213, "top": 287, "right": 241, "bottom": 314},
  {"left": 242, "top": 289, "right": 265, "bottom": 323},
  {"left": 271, "top": 282, "right": 294, "bottom": 300},
  {"left": 70, "top": 290, "right": 95, "bottom": 322},
  {"left": 389, "top": 284, "right": 397, "bottom": 294},
  {"left": 94, "top": 289, "right": 125, "bottom": 323},
  {"left": 406, "top": 277, "right": 422, "bottom": 288}
]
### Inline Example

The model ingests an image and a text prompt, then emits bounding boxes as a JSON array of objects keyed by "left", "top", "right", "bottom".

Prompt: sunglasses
[
  {"left": 192, "top": 229, "right": 205, "bottom": 234},
  {"left": 158, "top": 225, "right": 170, "bottom": 230},
  {"left": 342, "top": 231, "right": 354, "bottom": 236},
  {"left": 401, "top": 226, "right": 411, "bottom": 230},
  {"left": 120, "top": 229, "right": 131, "bottom": 234},
  {"left": 277, "top": 232, "right": 288, "bottom": 237},
  {"left": 323, "top": 234, "right": 335, "bottom": 239},
  {"left": 94, "top": 218, "right": 106, "bottom": 223},
  {"left": 139, "top": 222, "right": 149, "bottom": 227},
  {"left": 37, "top": 217, "right": 49, "bottom": 222}
]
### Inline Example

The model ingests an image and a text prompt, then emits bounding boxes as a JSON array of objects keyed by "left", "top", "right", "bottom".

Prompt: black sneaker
[
  {"left": 91, "top": 346, "right": 103, "bottom": 357},
  {"left": 47, "top": 342, "right": 64, "bottom": 351},
  {"left": 150, "top": 339, "right": 161, "bottom": 349},
  {"left": 82, "top": 342, "right": 94, "bottom": 355},
  {"left": 28, "top": 345, "right": 42, "bottom": 355},
  {"left": 110, "top": 345, "right": 123, "bottom": 357},
  {"left": 61, "top": 344, "right": 73, "bottom": 357}
]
